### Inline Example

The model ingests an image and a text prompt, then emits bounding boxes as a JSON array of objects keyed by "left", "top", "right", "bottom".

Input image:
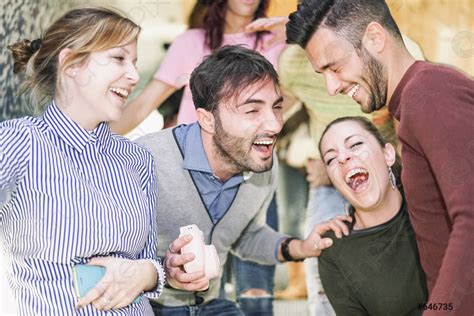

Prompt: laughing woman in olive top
[{"left": 316, "top": 116, "right": 427, "bottom": 315}]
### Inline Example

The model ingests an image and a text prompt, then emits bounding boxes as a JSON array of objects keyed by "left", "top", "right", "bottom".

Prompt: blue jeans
[
  {"left": 304, "top": 186, "right": 347, "bottom": 316},
  {"left": 150, "top": 298, "right": 244, "bottom": 316},
  {"left": 277, "top": 162, "right": 308, "bottom": 238},
  {"left": 222, "top": 194, "right": 278, "bottom": 316}
]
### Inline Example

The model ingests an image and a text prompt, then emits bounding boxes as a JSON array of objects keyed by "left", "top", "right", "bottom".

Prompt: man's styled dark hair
[
  {"left": 286, "top": 0, "right": 403, "bottom": 49},
  {"left": 190, "top": 45, "right": 279, "bottom": 113}
]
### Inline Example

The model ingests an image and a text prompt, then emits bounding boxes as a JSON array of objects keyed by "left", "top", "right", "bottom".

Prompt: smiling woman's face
[{"left": 320, "top": 120, "right": 395, "bottom": 211}]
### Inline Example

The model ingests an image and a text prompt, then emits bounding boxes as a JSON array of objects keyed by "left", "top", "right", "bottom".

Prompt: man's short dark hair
[
  {"left": 190, "top": 45, "right": 279, "bottom": 113},
  {"left": 286, "top": 0, "right": 403, "bottom": 49}
]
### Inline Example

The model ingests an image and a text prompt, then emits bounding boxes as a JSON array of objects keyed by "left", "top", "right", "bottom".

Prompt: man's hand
[
  {"left": 245, "top": 16, "right": 289, "bottom": 49},
  {"left": 165, "top": 234, "right": 209, "bottom": 291},
  {"left": 281, "top": 215, "right": 352, "bottom": 261},
  {"left": 306, "top": 158, "right": 331, "bottom": 188}
]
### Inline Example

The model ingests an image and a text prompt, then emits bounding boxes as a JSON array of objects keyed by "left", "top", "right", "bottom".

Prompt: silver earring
[{"left": 388, "top": 166, "right": 397, "bottom": 190}]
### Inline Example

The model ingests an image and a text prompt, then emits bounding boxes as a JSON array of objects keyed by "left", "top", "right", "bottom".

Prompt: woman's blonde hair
[{"left": 7, "top": 6, "right": 141, "bottom": 110}]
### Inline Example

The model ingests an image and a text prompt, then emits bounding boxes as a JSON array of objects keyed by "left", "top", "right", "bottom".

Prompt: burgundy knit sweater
[{"left": 389, "top": 61, "right": 474, "bottom": 314}]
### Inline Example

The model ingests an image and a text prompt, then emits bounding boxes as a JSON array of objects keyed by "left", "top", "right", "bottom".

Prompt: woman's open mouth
[
  {"left": 110, "top": 86, "right": 130, "bottom": 103},
  {"left": 345, "top": 168, "right": 369, "bottom": 192}
]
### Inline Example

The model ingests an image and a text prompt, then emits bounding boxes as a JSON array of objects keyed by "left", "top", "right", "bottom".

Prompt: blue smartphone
[{"left": 72, "top": 264, "right": 141, "bottom": 304}]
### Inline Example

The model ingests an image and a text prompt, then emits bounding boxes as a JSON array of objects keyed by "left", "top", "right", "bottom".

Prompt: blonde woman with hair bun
[{"left": 2, "top": 7, "right": 164, "bottom": 315}]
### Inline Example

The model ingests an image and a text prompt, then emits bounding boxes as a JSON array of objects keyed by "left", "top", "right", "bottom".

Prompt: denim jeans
[
  {"left": 304, "top": 185, "right": 347, "bottom": 316},
  {"left": 222, "top": 194, "right": 278, "bottom": 316},
  {"left": 277, "top": 162, "right": 308, "bottom": 238},
  {"left": 150, "top": 298, "right": 244, "bottom": 316}
]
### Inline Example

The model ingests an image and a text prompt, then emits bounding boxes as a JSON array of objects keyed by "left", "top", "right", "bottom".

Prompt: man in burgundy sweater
[{"left": 286, "top": 0, "right": 474, "bottom": 314}]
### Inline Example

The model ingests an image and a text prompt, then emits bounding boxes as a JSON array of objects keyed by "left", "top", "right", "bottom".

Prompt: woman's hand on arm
[
  {"left": 110, "top": 79, "right": 176, "bottom": 135},
  {"left": 75, "top": 256, "right": 157, "bottom": 311}
]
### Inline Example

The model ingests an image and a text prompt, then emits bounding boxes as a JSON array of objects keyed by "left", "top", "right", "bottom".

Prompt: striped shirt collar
[{"left": 43, "top": 101, "right": 111, "bottom": 152}]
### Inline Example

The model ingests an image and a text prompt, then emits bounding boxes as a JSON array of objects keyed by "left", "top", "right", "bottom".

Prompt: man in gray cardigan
[{"left": 136, "top": 46, "right": 338, "bottom": 315}]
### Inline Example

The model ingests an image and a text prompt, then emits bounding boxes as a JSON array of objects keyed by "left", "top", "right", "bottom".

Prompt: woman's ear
[
  {"left": 196, "top": 108, "right": 216, "bottom": 134},
  {"left": 383, "top": 143, "right": 397, "bottom": 167},
  {"left": 58, "top": 48, "right": 78, "bottom": 77}
]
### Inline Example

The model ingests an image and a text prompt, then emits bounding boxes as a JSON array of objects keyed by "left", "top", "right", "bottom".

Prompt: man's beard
[
  {"left": 359, "top": 47, "right": 388, "bottom": 113},
  {"left": 213, "top": 116, "right": 273, "bottom": 175}
]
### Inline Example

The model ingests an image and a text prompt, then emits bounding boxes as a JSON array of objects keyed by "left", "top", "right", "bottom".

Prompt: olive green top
[{"left": 319, "top": 201, "right": 428, "bottom": 315}]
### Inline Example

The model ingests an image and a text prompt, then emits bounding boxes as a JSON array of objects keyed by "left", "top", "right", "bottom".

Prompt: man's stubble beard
[{"left": 359, "top": 46, "right": 388, "bottom": 113}]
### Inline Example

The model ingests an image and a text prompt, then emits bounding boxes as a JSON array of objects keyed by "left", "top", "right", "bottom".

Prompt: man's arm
[{"left": 408, "top": 70, "right": 474, "bottom": 314}]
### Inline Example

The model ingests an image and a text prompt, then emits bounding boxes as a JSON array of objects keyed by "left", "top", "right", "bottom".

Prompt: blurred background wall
[
  {"left": 1, "top": 0, "right": 472, "bottom": 121},
  {"left": 1, "top": 0, "right": 70, "bottom": 120},
  {"left": 389, "top": 0, "right": 473, "bottom": 76}
]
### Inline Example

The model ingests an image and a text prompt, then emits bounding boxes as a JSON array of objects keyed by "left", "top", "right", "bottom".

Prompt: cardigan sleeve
[
  {"left": 137, "top": 155, "right": 165, "bottom": 299},
  {"left": 231, "top": 158, "right": 286, "bottom": 265}
]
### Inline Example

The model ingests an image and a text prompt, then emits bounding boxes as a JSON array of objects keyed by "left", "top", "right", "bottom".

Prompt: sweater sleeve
[
  {"left": 319, "top": 249, "right": 367, "bottom": 315},
  {"left": 403, "top": 68, "right": 474, "bottom": 314},
  {"left": 231, "top": 159, "right": 286, "bottom": 265},
  {"left": 136, "top": 154, "right": 165, "bottom": 299}
]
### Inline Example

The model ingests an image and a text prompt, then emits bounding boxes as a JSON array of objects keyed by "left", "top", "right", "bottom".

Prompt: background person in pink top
[{"left": 111, "top": 0, "right": 286, "bottom": 134}]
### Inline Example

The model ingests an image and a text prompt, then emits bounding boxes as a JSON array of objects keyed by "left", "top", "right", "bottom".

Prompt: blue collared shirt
[
  {"left": 0, "top": 102, "right": 164, "bottom": 315},
  {"left": 173, "top": 123, "right": 252, "bottom": 224}
]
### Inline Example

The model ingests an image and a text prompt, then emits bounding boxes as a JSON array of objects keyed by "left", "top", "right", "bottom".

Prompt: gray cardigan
[{"left": 136, "top": 127, "right": 285, "bottom": 306}]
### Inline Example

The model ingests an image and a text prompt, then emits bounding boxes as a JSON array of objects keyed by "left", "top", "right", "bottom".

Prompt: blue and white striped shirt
[{"left": 0, "top": 102, "right": 164, "bottom": 315}]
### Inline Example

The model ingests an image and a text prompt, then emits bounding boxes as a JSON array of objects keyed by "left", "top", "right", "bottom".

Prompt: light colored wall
[
  {"left": 1, "top": 0, "right": 70, "bottom": 120},
  {"left": 389, "top": 0, "right": 474, "bottom": 76}
]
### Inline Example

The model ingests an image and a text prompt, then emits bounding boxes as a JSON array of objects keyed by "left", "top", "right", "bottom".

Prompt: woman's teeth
[
  {"left": 110, "top": 87, "right": 129, "bottom": 98},
  {"left": 345, "top": 168, "right": 369, "bottom": 191},
  {"left": 345, "top": 168, "right": 368, "bottom": 183}
]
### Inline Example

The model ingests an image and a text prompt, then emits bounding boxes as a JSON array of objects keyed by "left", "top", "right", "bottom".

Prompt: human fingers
[
  {"left": 245, "top": 17, "right": 271, "bottom": 32},
  {"left": 76, "top": 279, "right": 108, "bottom": 309},
  {"left": 325, "top": 218, "right": 351, "bottom": 238},
  {"left": 168, "top": 234, "right": 193, "bottom": 254}
]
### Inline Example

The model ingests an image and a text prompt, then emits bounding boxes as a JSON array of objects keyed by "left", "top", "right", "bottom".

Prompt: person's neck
[
  {"left": 200, "top": 129, "right": 240, "bottom": 182},
  {"left": 353, "top": 189, "right": 403, "bottom": 230},
  {"left": 224, "top": 11, "right": 253, "bottom": 34},
  {"left": 386, "top": 44, "right": 416, "bottom": 104},
  {"left": 55, "top": 95, "right": 98, "bottom": 131}
]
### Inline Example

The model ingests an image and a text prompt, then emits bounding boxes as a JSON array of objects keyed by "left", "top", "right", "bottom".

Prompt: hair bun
[
  {"left": 30, "top": 38, "right": 42, "bottom": 53},
  {"left": 7, "top": 39, "right": 39, "bottom": 74}
]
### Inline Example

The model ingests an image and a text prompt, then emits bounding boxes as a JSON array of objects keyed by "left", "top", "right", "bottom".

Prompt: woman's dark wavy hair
[
  {"left": 319, "top": 116, "right": 403, "bottom": 192},
  {"left": 202, "top": 0, "right": 269, "bottom": 51}
]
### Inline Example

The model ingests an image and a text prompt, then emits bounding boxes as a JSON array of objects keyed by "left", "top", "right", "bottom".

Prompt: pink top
[{"left": 154, "top": 28, "right": 287, "bottom": 124}]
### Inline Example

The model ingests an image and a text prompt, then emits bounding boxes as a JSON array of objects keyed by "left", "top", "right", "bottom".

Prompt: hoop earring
[{"left": 388, "top": 166, "right": 397, "bottom": 190}]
